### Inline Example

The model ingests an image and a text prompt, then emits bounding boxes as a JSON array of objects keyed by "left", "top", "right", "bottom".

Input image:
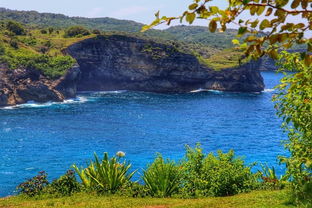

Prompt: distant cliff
[
  {"left": 0, "top": 35, "right": 266, "bottom": 107},
  {"left": 66, "top": 35, "right": 264, "bottom": 93}
]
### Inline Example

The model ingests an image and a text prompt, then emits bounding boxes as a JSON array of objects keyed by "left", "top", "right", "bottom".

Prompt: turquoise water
[{"left": 0, "top": 71, "right": 286, "bottom": 196}]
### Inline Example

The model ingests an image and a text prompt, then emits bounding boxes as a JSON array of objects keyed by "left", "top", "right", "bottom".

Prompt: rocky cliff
[
  {"left": 66, "top": 35, "right": 264, "bottom": 93},
  {"left": 0, "top": 35, "right": 266, "bottom": 107},
  {"left": 0, "top": 65, "right": 80, "bottom": 107}
]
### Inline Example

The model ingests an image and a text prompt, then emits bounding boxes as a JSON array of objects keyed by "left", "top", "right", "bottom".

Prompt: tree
[
  {"left": 274, "top": 51, "right": 312, "bottom": 205},
  {"left": 142, "top": 0, "right": 312, "bottom": 205},
  {"left": 64, "top": 26, "right": 90, "bottom": 38},
  {"left": 6, "top": 20, "right": 26, "bottom": 35},
  {"left": 142, "top": 0, "right": 311, "bottom": 66}
]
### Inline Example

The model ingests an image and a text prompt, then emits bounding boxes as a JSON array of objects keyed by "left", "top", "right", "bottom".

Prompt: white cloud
[
  {"left": 111, "top": 6, "right": 149, "bottom": 19},
  {"left": 86, "top": 7, "right": 104, "bottom": 18}
]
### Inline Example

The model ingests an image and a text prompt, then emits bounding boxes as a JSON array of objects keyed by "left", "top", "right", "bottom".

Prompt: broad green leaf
[{"left": 259, "top": 19, "right": 271, "bottom": 30}]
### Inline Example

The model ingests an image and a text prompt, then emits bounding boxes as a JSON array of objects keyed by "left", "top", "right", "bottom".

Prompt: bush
[
  {"left": 40, "top": 29, "right": 47, "bottom": 34},
  {"left": 64, "top": 26, "right": 90, "bottom": 38},
  {"left": 143, "top": 154, "right": 182, "bottom": 197},
  {"left": 17, "top": 171, "right": 49, "bottom": 197},
  {"left": 92, "top": 29, "right": 101, "bottom": 35},
  {"left": 45, "top": 170, "right": 81, "bottom": 196},
  {"left": 9, "top": 39, "right": 19, "bottom": 49},
  {"left": 0, "top": 43, "right": 5, "bottom": 56},
  {"left": 259, "top": 164, "right": 287, "bottom": 190},
  {"left": 6, "top": 20, "right": 26, "bottom": 35},
  {"left": 2, "top": 49, "right": 75, "bottom": 79},
  {"left": 180, "top": 144, "right": 259, "bottom": 197},
  {"left": 73, "top": 152, "right": 136, "bottom": 194}
]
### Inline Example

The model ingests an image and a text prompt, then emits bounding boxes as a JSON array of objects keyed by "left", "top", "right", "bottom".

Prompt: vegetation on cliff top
[
  {"left": 0, "top": 21, "right": 95, "bottom": 79},
  {"left": 0, "top": 20, "right": 248, "bottom": 78}
]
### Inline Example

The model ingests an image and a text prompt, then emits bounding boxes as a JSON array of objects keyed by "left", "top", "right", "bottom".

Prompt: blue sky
[{"left": 0, "top": 0, "right": 228, "bottom": 26}]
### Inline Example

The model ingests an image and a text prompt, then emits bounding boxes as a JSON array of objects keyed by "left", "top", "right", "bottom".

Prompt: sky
[
  {"left": 0, "top": 0, "right": 309, "bottom": 36},
  {"left": 0, "top": 0, "right": 228, "bottom": 27}
]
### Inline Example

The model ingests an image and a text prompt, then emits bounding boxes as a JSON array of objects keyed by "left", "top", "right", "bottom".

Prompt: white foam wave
[
  {"left": 190, "top": 88, "right": 210, "bottom": 93},
  {"left": 79, "top": 90, "right": 127, "bottom": 95},
  {"left": 190, "top": 88, "right": 223, "bottom": 94},
  {"left": 0, "top": 96, "right": 89, "bottom": 110},
  {"left": 263, "top": 88, "right": 275, "bottom": 92}
]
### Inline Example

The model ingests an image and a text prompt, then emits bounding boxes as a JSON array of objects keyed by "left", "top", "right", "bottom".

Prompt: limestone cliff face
[
  {"left": 0, "top": 65, "right": 80, "bottom": 107},
  {"left": 66, "top": 35, "right": 264, "bottom": 93}
]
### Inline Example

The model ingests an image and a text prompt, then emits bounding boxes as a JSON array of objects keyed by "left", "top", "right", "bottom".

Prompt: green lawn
[{"left": 0, "top": 190, "right": 294, "bottom": 208}]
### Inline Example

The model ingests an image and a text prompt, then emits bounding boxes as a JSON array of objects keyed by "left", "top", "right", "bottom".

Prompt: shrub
[
  {"left": 143, "top": 154, "right": 182, "bottom": 197},
  {"left": 46, "top": 170, "right": 81, "bottom": 196},
  {"left": 48, "top": 27, "right": 54, "bottom": 34},
  {"left": 180, "top": 144, "right": 259, "bottom": 197},
  {"left": 0, "top": 43, "right": 5, "bottom": 56},
  {"left": 6, "top": 20, "right": 26, "bottom": 35},
  {"left": 92, "top": 29, "right": 101, "bottom": 35},
  {"left": 40, "top": 29, "right": 47, "bottom": 34},
  {"left": 73, "top": 152, "right": 136, "bottom": 193},
  {"left": 259, "top": 164, "right": 287, "bottom": 190},
  {"left": 9, "top": 39, "right": 19, "bottom": 49},
  {"left": 17, "top": 171, "right": 49, "bottom": 197},
  {"left": 64, "top": 26, "right": 90, "bottom": 38}
]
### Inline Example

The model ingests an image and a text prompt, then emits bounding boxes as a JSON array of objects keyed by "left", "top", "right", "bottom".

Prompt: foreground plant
[
  {"left": 274, "top": 51, "right": 312, "bottom": 206},
  {"left": 72, "top": 152, "right": 136, "bottom": 193},
  {"left": 259, "top": 164, "right": 287, "bottom": 190},
  {"left": 143, "top": 154, "right": 182, "bottom": 197},
  {"left": 17, "top": 171, "right": 49, "bottom": 197},
  {"left": 181, "top": 144, "right": 259, "bottom": 197}
]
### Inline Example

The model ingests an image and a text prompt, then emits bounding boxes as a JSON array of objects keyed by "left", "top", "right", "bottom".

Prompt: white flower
[{"left": 116, "top": 151, "right": 125, "bottom": 157}]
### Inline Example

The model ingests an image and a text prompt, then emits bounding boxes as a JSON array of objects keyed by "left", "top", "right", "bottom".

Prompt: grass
[{"left": 0, "top": 190, "right": 294, "bottom": 208}]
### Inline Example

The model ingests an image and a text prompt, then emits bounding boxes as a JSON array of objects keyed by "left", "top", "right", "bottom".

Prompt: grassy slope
[{"left": 0, "top": 190, "right": 294, "bottom": 208}]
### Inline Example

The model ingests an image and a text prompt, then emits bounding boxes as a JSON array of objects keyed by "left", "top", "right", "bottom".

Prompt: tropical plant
[
  {"left": 143, "top": 154, "right": 182, "bottom": 197},
  {"left": 73, "top": 152, "right": 136, "bottom": 193},
  {"left": 181, "top": 144, "right": 259, "bottom": 197},
  {"left": 259, "top": 164, "right": 287, "bottom": 190},
  {"left": 16, "top": 171, "right": 49, "bottom": 197}
]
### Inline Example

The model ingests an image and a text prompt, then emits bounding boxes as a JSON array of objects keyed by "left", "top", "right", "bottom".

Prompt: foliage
[
  {"left": 1, "top": 48, "right": 76, "bottom": 79},
  {"left": 142, "top": 0, "right": 312, "bottom": 66},
  {"left": 274, "top": 51, "right": 312, "bottom": 206},
  {"left": 259, "top": 164, "right": 287, "bottom": 190},
  {"left": 180, "top": 144, "right": 259, "bottom": 197},
  {"left": 6, "top": 20, "right": 26, "bottom": 35},
  {"left": 64, "top": 26, "right": 90, "bottom": 38},
  {"left": 143, "top": 154, "right": 182, "bottom": 197},
  {"left": 72, "top": 152, "right": 136, "bottom": 194},
  {"left": 45, "top": 170, "right": 81, "bottom": 196},
  {"left": 16, "top": 171, "right": 49, "bottom": 197}
]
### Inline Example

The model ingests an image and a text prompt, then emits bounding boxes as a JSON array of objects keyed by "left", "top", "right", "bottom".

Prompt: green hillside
[
  {"left": 0, "top": 8, "right": 238, "bottom": 49},
  {"left": 0, "top": 8, "right": 250, "bottom": 75}
]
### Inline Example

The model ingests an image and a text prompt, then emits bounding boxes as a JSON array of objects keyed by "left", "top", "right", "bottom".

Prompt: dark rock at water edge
[
  {"left": 0, "top": 65, "right": 80, "bottom": 107},
  {"left": 66, "top": 35, "right": 264, "bottom": 93}
]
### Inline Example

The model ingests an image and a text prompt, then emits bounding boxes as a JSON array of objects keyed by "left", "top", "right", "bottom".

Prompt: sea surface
[{"left": 0, "top": 71, "right": 286, "bottom": 196}]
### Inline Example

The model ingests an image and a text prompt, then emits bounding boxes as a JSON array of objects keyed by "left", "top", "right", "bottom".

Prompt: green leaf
[
  {"left": 189, "top": 3, "right": 198, "bottom": 10},
  {"left": 232, "top": 39, "right": 240, "bottom": 45},
  {"left": 186, "top": 12, "right": 196, "bottom": 24},
  {"left": 259, "top": 19, "right": 271, "bottom": 30}
]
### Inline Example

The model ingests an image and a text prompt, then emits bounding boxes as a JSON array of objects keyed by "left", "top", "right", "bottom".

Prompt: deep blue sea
[{"left": 0, "top": 71, "right": 286, "bottom": 196}]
